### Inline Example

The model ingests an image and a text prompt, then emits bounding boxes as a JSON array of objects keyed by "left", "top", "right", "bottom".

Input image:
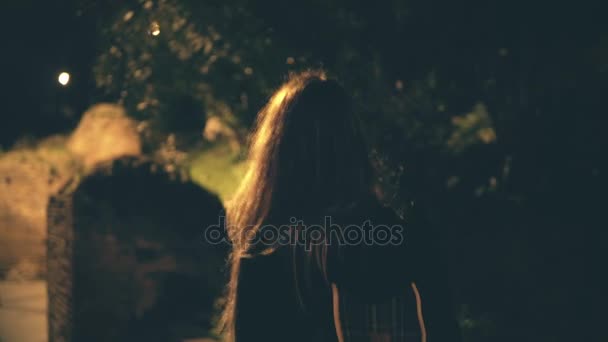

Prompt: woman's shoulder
[{"left": 324, "top": 194, "right": 405, "bottom": 228}]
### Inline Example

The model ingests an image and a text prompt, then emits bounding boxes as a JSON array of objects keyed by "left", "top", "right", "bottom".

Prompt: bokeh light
[
  {"left": 150, "top": 22, "right": 160, "bottom": 36},
  {"left": 58, "top": 72, "right": 70, "bottom": 86}
]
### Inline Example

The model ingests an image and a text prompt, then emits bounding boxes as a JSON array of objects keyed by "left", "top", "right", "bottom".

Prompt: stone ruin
[
  {"left": 66, "top": 103, "right": 142, "bottom": 170},
  {"left": 47, "top": 157, "right": 228, "bottom": 342},
  {"left": 0, "top": 102, "right": 140, "bottom": 280}
]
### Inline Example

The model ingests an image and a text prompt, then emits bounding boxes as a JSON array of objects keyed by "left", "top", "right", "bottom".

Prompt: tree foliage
[{"left": 88, "top": 1, "right": 606, "bottom": 341}]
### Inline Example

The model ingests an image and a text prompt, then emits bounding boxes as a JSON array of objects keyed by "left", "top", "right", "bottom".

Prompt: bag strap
[
  {"left": 331, "top": 283, "right": 345, "bottom": 342},
  {"left": 411, "top": 282, "right": 428, "bottom": 342},
  {"left": 331, "top": 282, "right": 428, "bottom": 342}
]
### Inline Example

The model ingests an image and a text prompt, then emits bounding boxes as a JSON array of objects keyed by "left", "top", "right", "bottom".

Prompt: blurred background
[{"left": 0, "top": 0, "right": 606, "bottom": 341}]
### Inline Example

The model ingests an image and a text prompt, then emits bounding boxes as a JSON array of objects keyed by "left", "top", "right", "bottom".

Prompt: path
[{"left": 0, "top": 280, "right": 47, "bottom": 342}]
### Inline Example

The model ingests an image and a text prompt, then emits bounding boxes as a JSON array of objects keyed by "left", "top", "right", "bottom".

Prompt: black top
[{"left": 234, "top": 198, "right": 461, "bottom": 341}]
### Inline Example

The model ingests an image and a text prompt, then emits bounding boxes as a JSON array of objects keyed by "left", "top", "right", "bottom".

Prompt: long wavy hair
[{"left": 220, "top": 70, "right": 373, "bottom": 340}]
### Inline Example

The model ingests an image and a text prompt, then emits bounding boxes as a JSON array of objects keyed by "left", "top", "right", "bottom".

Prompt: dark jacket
[{"left": 234, "top": 198, "right": 462, "bottom": 341}]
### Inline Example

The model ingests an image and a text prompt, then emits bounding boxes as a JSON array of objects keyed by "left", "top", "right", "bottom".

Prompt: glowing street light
[{"left": 58, "top": 72, "right": 70, "bottom": 86}]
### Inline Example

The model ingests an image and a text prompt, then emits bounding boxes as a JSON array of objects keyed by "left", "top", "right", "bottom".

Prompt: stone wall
[
  {"left": 47, "top": 157, "right": 227, "bottom": 342},
  {"left": 0, "top": 145, "right": 76, "bottom": 279}
]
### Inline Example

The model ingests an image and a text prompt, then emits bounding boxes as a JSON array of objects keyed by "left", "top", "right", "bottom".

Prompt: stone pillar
[{"left": 46, "top": 157, "right": 227, "bottom": 342}]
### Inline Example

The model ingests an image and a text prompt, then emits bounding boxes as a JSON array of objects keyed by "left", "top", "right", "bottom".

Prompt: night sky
[{"left": 3, "top": 1, "right": 98, "bottom": 144}]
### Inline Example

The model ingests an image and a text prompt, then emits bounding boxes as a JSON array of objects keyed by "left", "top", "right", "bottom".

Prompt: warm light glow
[
  {"left": 150, "top": 22, "right": 161, "bottom": 36},
  {"left": 123, "top": 10, "right": 134, "bottom": 22},
  {"left": 58, "top": 72, "right": 70, "bottom": 86}
]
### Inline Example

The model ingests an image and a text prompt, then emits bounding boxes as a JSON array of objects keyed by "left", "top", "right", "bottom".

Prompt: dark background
[{"left": 1, "top": 0, "right": 606, "bottom": 341}]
